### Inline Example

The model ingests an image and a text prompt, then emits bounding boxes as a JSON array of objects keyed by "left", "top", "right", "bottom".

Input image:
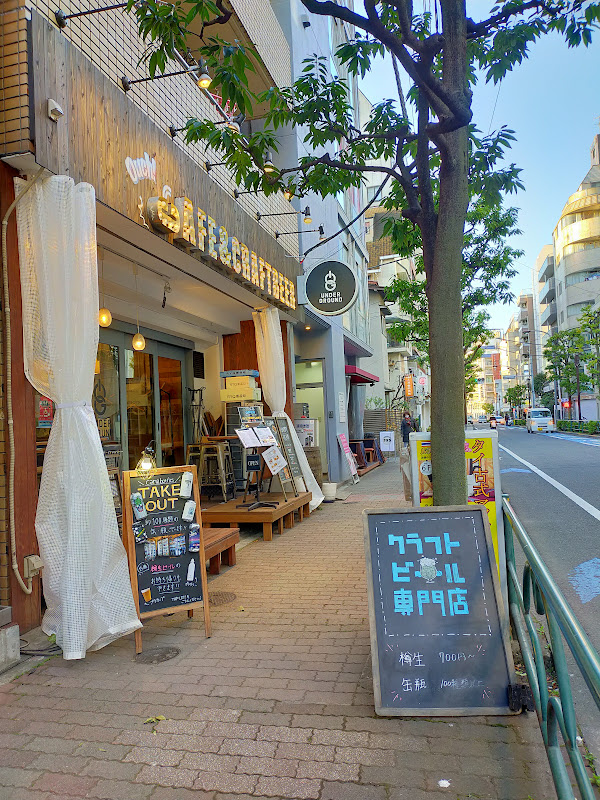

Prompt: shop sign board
[
  {"left": 262, "top": 445, "right": 287, "bottom": 475},
  {"left": 380, "top": 431, "right": 395, "bottom": 452},
  {"left": 304, "top": 261, "right": 358, "bottom": 316},
  {"left": 225, "top": 376, "right": 257, "bottom": 389},
  {"left": 409, "top": 432, "right": 506, "bottom": 596},
  {"left": 274, "top": 418, "right": 303, "bottom": 482},
  {"left": 38, "top": 396, "right": 54, "bottom": 428},
  {"left": 246, "top": 452, "right": 261, "bottom": 471},
  {"left": 122, "top": 465, "right": 211, "bottom": 639},
  {"left": 338, "top": 433, "right": 359, "bottom": 483},
  {"left": 404, "top": 374, "right": 415, "bottom": 398},
  {"left": 262, "top": 417, "right": 294, "bottom": 485},
  {"left": 238, "top": 406, "right": 264, "bottom": 425},
  {"left": 363, "top": 506, "right": 515, "bottom": 716},
  {"left": 221, "top": 370, "right": 259, "bottom": 378},
  {"left": 338, "top": 391, "right": 347, "bottom": 423},
  {"left": 294, "top": 419, "right": 317, "bottom": 447},
  {"left": 145, "top": 194, "right": 297, "bottom": 310},
  {"left": 97, "top": 416, "right": 112, "bottom": 441},
  {"left": 220, "top": 387, "right": 262, "bottom": 402}
]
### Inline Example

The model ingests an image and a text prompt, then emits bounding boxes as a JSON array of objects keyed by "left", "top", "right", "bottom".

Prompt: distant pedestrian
[
  {"left": 401, "top": 412, "right": 414, "bottom": 450},
  {"left": 505, "top": 413, "right": 509, "bottom": 426}
]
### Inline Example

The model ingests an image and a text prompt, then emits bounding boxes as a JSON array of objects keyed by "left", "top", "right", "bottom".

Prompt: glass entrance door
[
  {"left": 125, "top": 348, "right": 155, "bottom": 471},
  {"left": 158, "top": 355, "right": 184, "bottom": 466},
  {"left": 96, "top": 330, "right": 189, "bottom": 470}
]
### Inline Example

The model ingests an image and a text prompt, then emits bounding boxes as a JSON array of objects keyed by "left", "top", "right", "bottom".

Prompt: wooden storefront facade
[{"left": 0, "top": 9, "right": 303, "bottom": 631}]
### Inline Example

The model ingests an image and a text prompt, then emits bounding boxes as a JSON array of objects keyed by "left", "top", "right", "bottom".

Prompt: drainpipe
[{"left": 1, "top": 166, "right": 45, "bottom": 594}]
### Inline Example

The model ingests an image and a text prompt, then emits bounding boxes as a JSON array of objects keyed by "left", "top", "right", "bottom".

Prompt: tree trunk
[{"left": 427, "top": 123, "right": 469, "bottom": 505}]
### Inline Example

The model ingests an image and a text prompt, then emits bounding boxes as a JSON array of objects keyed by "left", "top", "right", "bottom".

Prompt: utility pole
[{"left": 574, "top": 353, "right": 582, "bottom": 422}]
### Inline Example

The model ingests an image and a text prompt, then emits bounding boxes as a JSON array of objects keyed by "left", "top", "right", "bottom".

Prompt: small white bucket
[{"left": 322, "top": 482, "right": 337, "bottom": 502}]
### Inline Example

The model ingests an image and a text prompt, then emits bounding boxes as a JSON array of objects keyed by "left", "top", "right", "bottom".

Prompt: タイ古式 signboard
[
  {"left": 409, "top": 431, "right": 506, "bottom": 596},
  {"left": 122, "top": 465, "right": 211, "bottom": 651},
  {"left": 363, "top": 506, "right": 515, "bottom": 716}
]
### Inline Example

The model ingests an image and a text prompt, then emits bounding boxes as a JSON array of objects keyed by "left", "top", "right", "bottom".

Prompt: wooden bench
[
  {"left": 202, "top": 492, "right": 312, "bottom": 541},
  {"left": 203, "top": 527, "right": 240, "bottom": 575}
]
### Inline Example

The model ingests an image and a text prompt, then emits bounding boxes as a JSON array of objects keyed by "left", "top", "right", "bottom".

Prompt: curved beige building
[{"left": 544, "top": 135, "right": 600, "bottom": 331}]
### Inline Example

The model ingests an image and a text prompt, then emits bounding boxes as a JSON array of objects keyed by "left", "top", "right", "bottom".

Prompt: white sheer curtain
[
  {"left": 15, "top": 175, "right": 141, "bottom": 659},
  {"left": 253, "top": 307, "right": 324, "bottom": 511}
]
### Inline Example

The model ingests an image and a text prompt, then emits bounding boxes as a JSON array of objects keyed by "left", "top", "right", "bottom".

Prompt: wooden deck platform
[{"left": 202, "top": 492, "right": 312, "bottom": 541}]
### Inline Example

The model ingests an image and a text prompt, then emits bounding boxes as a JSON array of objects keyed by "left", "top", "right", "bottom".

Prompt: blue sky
[{"left": 360, "top": 30, "right": 600, "bottom": 333}]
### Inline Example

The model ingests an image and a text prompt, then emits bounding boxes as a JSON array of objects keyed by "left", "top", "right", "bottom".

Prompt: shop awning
[{"left": 345, "top": 366, "right": 380, "bottom": 385}]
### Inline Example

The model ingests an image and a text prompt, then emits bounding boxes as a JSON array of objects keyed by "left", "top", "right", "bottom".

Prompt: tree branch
[
  {"left": 467, "top": 0, "right": 557, "bottom": 37},
  {"left": 277, "top": 153, "right": 405, "bottom": 183}
]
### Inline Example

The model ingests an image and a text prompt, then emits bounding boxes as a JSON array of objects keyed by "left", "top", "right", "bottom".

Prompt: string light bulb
[
  {"left": 319, "top": 224, "right": 326, "bottom": 241},
  {"left": 263, "top": 153, "right": 276, "bottom": 174},
  {"left": 196, "top": 60, "right": 212, "bottom": 89},
  {"left": 303, "top": 206, "right": 312, "bottom": 224},
  {"left": 136, "top": 442, "right": 156, "bottom": 472},
  {"left": 283, "top": 187, "right": 294, "bottom": 201}
]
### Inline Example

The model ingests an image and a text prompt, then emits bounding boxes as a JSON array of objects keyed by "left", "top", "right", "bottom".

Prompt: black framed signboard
[
  {"left": 274, "top": 418, "right": 303, "bottom": 481},
  {"left": 123, "top": 465, "right": 211, "bottom": 653},
  {"left": 363, "top": 506, "right": 515, "bottom": 716}
]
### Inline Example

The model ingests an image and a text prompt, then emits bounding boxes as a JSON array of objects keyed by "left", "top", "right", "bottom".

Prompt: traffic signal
[{"left": 562, "top": 400, "right": 571, "bottom": 408}]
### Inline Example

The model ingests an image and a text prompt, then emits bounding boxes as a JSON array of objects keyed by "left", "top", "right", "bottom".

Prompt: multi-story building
[
  {"left": 270, "top": 2, "right": 372, "bottom": 470},
  {"left": 361, "top": 206, "right": 431, "bottom": 428},
  {"left": 539, "top": 133, "right": 600, "bottom": 333},
  {"left": 468, "top": 330, "right": 510, "bottom": 419},
  {"left": 0, "top": 0, "right": 371, "bottom": 632},
  {"left": 515, "top": 293, "right": 540, "bottom": 379}
]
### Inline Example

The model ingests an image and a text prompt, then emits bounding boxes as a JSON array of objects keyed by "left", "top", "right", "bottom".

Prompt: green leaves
[{"left": 543, "top": 328, "right": 593, "bottom": 398}]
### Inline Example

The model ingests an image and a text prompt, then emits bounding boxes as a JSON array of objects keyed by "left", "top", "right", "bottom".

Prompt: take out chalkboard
[
  {"left": 363, "top": 506, "right": 515, "bottom": 716},
  {"left": 122, "top": 465, "right": 211, "bottom": 652}
]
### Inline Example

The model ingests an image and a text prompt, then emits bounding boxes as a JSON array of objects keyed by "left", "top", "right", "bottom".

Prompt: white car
[{"left": 525, "top": 407, "right": 556, "bottom": 433}]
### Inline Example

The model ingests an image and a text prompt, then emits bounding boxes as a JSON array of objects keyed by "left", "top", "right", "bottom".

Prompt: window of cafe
[{"left": 35, "top": 328, "right": 191, "bottom": 477}]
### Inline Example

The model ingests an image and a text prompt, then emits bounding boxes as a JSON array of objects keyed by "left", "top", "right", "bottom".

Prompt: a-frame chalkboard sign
[
  {"left": 123, "top": 464, "right": 211, "bottom": 653},
  {"left": 363, "top": 505, "right": 516, "bottom": 716}
]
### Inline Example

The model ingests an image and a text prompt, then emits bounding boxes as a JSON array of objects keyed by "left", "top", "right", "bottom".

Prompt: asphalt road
[{"left": 473, "top": 423, "right": 600, "bottom": 752}]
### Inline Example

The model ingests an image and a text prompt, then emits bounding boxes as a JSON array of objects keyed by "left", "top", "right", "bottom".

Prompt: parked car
[
  {"left": 525, "top": 407, "right": 556, "bottom": 433},
  {"left": 477, "top": 415, "right": 486, "bottom": 424},
  {"left": 467, "top": 415, "right": 474, "bottom": 425}
]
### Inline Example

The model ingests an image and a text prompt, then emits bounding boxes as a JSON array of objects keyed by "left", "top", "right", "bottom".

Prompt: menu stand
[{"left": 236, "top": 448, "right": 279, "bottom": 510}]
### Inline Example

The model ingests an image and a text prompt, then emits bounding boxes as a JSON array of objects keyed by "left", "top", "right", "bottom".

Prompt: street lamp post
[{"left": 574, "top": 353, "right": 582, "bottom": 422}]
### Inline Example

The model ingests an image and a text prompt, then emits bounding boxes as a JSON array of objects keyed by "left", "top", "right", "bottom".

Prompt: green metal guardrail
[{"left": 503, "top": 497, "right": 600, "bottom": 799}]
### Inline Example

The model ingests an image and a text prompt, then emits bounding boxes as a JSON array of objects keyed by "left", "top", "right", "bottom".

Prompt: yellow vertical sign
[
  {"left": 404, "top": 374, "right": 414, "bottom": 398},
  {"left": 415, "top": 436, "right": 500, "bottom": 570}
]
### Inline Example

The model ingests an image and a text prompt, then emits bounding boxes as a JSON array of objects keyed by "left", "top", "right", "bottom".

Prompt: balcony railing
[
  {"left": 539, "top": 277, "right": 556, "bottom": 305},
  {"left": 541, "top": 301, "right": 558, "bottom": 326}
]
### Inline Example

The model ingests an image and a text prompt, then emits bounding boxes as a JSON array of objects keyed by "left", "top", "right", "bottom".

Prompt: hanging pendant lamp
[
  {"left": 132, "top": 264, "right": 146, "bottom": 351},
  {"left": 98, "top": 247, "right": 112, "bottom": 327}
]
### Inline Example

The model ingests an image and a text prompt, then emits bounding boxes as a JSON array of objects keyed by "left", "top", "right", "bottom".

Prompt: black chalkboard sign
[
  {"left": 363, "top": 506, "right": 515, "bottom": 716},
  {"left": 123, "top": 465, "right": 211, "bottom": 652},
  {"left": 274, "top": 418, "right": 303, "bottom": 480}
]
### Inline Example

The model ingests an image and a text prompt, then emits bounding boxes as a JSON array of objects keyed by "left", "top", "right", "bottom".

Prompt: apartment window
[
  {"left": 557, "top": 281, "right": 562, "bottom": 295},
  {"left": 560, "top": 311, "right": 565, "bottom": 324},
  {"left": 567, "top": 302, "right": 588, "bottom": 318}
]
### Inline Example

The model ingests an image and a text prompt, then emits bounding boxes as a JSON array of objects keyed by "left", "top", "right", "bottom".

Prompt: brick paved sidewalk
[{"left": 0, "top": 460, "right": 555, "bottom": 800}]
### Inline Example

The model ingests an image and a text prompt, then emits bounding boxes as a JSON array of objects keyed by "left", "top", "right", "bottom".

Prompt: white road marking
[
  {"left": 498, "top": 443, "right": 600, "bottom": 523},
  {"left": 549, "top": 433, "right": 600, "bottom": 447}
]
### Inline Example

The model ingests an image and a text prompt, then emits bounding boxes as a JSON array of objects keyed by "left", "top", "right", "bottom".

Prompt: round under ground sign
[{"left": 305, "top": 260, "right": 358, "bottom": 316}]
